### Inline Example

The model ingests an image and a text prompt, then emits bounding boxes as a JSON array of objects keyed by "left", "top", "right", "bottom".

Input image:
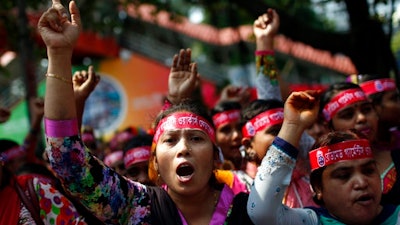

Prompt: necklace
[{"left": 213, "top": 190, "right": 219, "bottom": 208}]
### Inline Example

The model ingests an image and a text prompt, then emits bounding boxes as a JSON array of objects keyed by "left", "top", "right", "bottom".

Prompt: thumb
[{"left": 69, "top": 0, "right": 82, "bottom": 31}]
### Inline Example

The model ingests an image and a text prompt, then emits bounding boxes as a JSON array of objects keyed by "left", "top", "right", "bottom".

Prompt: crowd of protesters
[{"left": 1, "top": 0, "right": 400, "bottom": 224}]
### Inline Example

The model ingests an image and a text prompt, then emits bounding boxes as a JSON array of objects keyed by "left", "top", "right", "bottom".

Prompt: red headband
[
  {"left": 322, "top": 88, "right": 367, "bottom": 121},
  {"left": 124, "top": 146, "right": 151, "bottom": 168},
  {"left": 360, "top": 78, "right": 397, "bottom": 96},
  {"left": 309, "top": 139, "right": 373, "bottom": 171},
  {"left": 104, "top": 150, "right": 123, "bottom": 166},
  {"left": 153, "top": 112, "right": 215, "bottom": 144},
  {"left": 242, "top": 108, "right": 284, "bottom": 138},
  {"left": 0, "top": 146, "right": 25, "bottom": 163},
  {"left": 212, "top": 109, "right": 241, "bottom": 129}
]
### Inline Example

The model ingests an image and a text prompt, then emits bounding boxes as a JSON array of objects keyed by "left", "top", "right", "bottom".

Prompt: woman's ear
[
  {"left": 242, "top": 138, "right": 257, "bottom": 162},
  {"left": 241, "top": 137, "right": 252, "bottom": 149},
  {"left": 312, "top": 185, "right": 323, "bottom": 200},
  {"left": 153, "top": 156, "right": 159, "bottom": 173}
]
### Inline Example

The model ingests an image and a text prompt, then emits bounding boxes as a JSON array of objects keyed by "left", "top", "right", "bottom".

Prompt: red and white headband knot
[
  {"left": 124, "top": 146, "right": 151, "bottom": 168},
  {"left": 242, "top": 108, "right": 284, "bottom": 138},
  {"left": 360, "top": 78, "right": 397, "bottom": 96},
  {"left": 322, "top": 88, "right": 367, "bottom": 121},
  {"left": 309, "top": 139, "right": 373, "bottom": 171},
  {"left": 212, "top": 109, "right": 241, "bottom": 128},
  {"left": 0, "top": 146, "right": 25, "bottom": 163},
  {"left": 153, "top": 112, "right": 216, "bottom": 144}
]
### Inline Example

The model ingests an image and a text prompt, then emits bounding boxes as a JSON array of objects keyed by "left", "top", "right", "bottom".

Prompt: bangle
[
  {"left": 45, "top": 73, "right": 72, "bottom": 84},
  {"left": 256, "top": 54, "right": 278, "bottom": 85},
  {"left": 255, "top": 50, "right": 274, "bottom": 56}
]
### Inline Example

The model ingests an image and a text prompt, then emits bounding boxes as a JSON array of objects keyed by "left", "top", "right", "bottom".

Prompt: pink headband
[
  {"left": 0, "top": 146, "right": 25, "bottom": 163},
  {"left": 109, "top": 131, "right": 135, "bottom": 150},
  {"left": 82, "top": 133, "right": 95, "bottom": 142},
  {"left": 309, "top": 139, "right": 373, "bottom": 171},
  {"left": 124, "top": 146, "right": 151, "bottom": 168},
  {"left": 153, "top": 112, "right": 215, "bottom": 144},
  {"left": 212, "top": 109, "right": 241, "bottom": 128},
  {"left": 322, "top": 88, "right": 367, "bottom": 121},
  {"left": 104, "top": 150, "right": 123, "bottom": 166},
  {"left": 360, "top": 78, "right": 397, "bottom": 96},
  {"left": 242, "top": 108, "right": 284, "bottom": 138}
]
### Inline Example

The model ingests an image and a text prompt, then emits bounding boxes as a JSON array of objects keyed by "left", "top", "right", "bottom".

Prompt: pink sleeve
[
  {"left": 44, "top": 118, "right": 79, "bottom": 137},
  {"left": 231, "top": 173, "right": 250, "bottom": 195}
]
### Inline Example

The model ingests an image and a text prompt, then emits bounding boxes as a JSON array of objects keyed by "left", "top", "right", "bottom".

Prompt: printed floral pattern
[
  {"left": 18, "top": 176, "right": 86, "bottom": 225},
  {"left": 46, "top": 135, "right": 153, "bottom": 224}
]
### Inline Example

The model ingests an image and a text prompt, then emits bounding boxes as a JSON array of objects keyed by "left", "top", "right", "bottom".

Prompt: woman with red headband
[
  {"left": 38, "top": 1, "right": 254, "bottom": 223},
  {"left": 247, "top": 90, "right": 400, "bottom": 225},
  {"left": 320, "top": 81, "right": 400, "bottom": 205},
  {"left": 355, "top": 74, "right": 400, "bottom": 205},
  {"left": 122, "top": 134, "right": 154, "bottom": 186},
  {"left": 240, "top": 8, "right": 317, "bottom": 208},
  {"left": 354, "top": 74, "right": 400, "bottom": 148}
]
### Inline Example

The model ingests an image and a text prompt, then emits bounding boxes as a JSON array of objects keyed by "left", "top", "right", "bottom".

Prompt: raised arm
[
  {"left": 73, "top": 65, "right": 100, "bottom": 129},
  {"left": 38, "top": 2, "right": 151, "bottom": 223},
  {"left": 253, "top": 9, "right": 288, "bottom": 101},
  {"left": 217, "top": 84, "right": 253, "bottom": 107},
  {"left": 247, "top": 90, "right": 320, "bottom": 225},
  {"left": 166, "top": 48, "right": 200, "bottom": 105},
  {"left": 39, "top": 0, "right": 81, "bottom": 121}
]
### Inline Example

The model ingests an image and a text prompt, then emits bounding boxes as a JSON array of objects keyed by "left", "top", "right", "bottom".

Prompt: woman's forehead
[
  {"left": 161, "top": 128, "right": 208, "bottom": 136},
  {"left": 337, "top": 100, "right": 371, "bottom": 112},
  {"left": 325, "top": 158, "right": 376, "bottom": 172}
]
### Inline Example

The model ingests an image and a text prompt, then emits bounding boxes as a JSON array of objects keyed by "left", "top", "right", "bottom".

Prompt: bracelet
[
  {"left": 255, "top": 50, "right": 274, "bottom": 56},
  {"left": 45, "top": 73, "right": 72, "bottom": 84},
  {"left": 256, "top": 54, "right": 278, "bottom": 85}
]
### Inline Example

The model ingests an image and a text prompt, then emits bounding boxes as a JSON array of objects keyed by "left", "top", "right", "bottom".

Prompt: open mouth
[
  {"left": 355, "top": 194, "right": 374, "bottom": 205},
  {"left": 176, "top": 163, "right": 194, "bottom": 182},
  {"left": 357, "top": 127, "right": 371, "bottom": 137}
]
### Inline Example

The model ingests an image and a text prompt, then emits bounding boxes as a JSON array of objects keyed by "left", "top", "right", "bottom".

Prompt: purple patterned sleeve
[{"left": 45, "top": 118, "right": 153, "bottom": 224}]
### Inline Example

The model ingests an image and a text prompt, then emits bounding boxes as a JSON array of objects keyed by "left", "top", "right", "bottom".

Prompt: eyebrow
[{"left": 330, "top": 159, "right": 376, "bottom": 173}]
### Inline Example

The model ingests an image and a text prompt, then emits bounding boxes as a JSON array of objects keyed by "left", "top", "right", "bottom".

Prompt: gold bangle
[{"left": 45, "top": 73, "right": 72, "bottom": 84}]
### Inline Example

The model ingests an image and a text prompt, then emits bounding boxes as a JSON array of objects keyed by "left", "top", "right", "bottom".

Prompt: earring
[
  {"left": 316, "top": 192, "right": 322, "bottom": 200},
  {"left": 246, "top": 149, "right": 257, "bottom": 162}
]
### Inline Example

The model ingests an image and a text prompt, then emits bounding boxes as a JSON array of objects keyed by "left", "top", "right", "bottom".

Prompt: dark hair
[
  {"left": 356, "top": 74, "right": 383, "bottom": 83},
  {"left": 123, "top": 134, "right": 153, "bottom": 153},
  {"left": 0, "top": 139, "right": 19, "bottom": 188},
  {"left": 210, "top": 100, "right": 242, "bottom": 116},
  {"left": 309, "top": 129, "right": 366, "bottom": 205},
  {"left": 357, "top": 74, "right": 389, "bottom": 106}
]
